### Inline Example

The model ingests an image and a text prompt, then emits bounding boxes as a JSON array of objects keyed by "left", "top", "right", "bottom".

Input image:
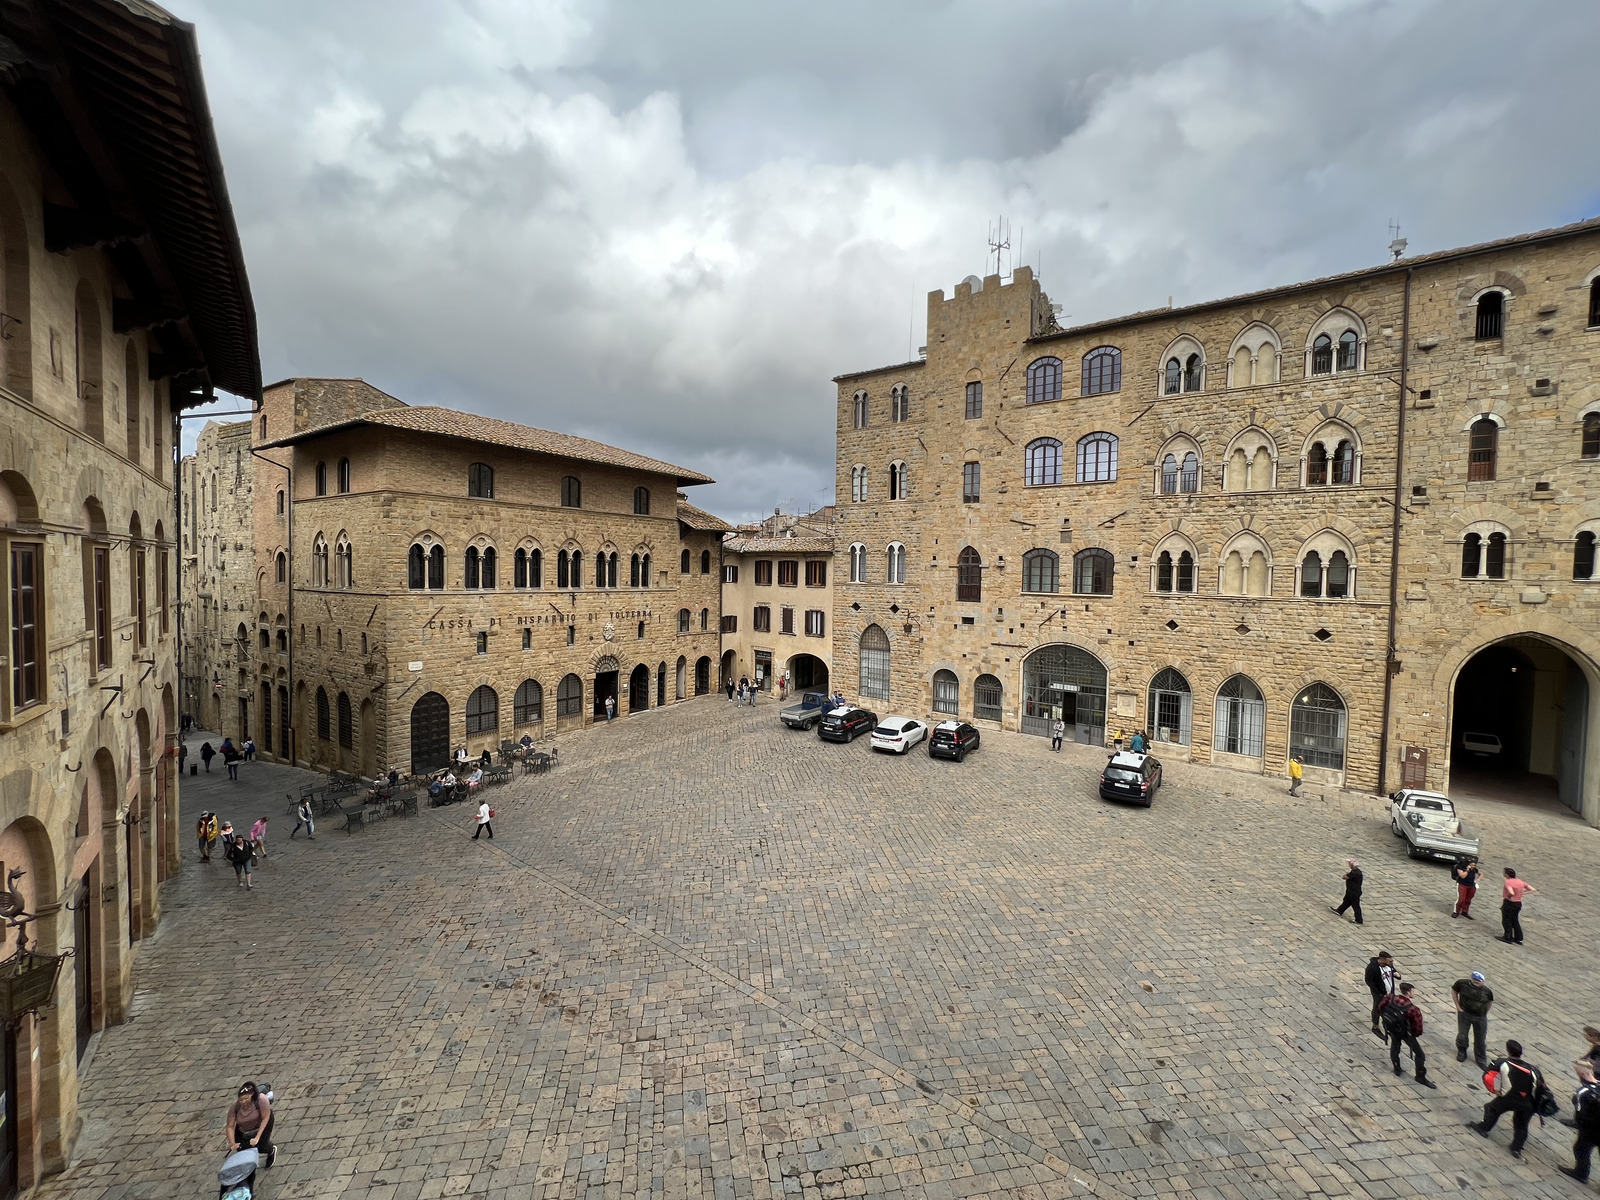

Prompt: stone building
[
  {"left": 179, "top": 419, "right": 255, "bottom": 741},
  {"left": 251, "top": 382, "right": 727, "bottom": 774},
  {"left": 719, "top": 506, "right": 835, "bottom": 694},
  {"left": 833, "top": 219, "right": 1600, "bottom": 823},
  {"left": 0, "top": 2, "right": 258, "bottom": 1189}
]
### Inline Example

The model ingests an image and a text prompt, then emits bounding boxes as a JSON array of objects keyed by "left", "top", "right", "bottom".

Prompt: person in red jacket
[{"left": 1378, "top": 983, "right": 1437, "bottom": 1088}]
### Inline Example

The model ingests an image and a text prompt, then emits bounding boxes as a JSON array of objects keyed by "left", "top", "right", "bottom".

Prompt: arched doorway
[
  {"left": 593, "top": 656, "right": 619, "bottom": 719},
  {"left": 1020, "top": 644, "right": 1106, "bottom": 742},
  {"left": 720, "top": 650, "right": 736, "bottom": 691},
  {"left": 656, "top": 662, "right": 667, "bottom": 707},
  {"left": 409, "top": 692, "right": 450, "bottom": 774},
  {"left": 629, "top": 664, "right": 650, "bottom": 713},
  {"left": 787, "top": 653, "right": 829, "bottom": 692},
  {"left": 556, "top": 673, "right": 583, "bottom": 730},
  {"left": 1451, "top": 636, "right": 1590, "bottom": 812},
  {"left": 694, "top": 656, "right": 711, "bottom": 695}
]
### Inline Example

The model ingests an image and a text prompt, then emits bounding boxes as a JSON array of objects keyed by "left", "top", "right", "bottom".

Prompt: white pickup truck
[{"left": 1388, "top": 789, "right": 1481, "bottom": 862}]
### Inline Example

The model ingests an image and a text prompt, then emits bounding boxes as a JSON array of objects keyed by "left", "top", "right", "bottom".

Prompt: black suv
[
  {"left": 928, "top": 721, "right": 981, "bottom": 762},
  {"left": 817, "top": 707, "right": 877, "bottom": 743},
  {"left": 1099, "top": 751, "right": 1162, "bottom": 806}
]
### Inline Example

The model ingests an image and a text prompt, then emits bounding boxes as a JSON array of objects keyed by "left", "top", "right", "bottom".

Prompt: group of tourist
[
  {"left": 179, "top": 735, "right": 255, "bottom": 781},
  {"left": 194, "top": 812, "right": 268, "bottom": 891}
]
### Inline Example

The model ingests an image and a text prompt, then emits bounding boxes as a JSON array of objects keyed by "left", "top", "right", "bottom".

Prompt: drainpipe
[{"left": 1376, "top": 268, "right": 1412, "bottom": 795}]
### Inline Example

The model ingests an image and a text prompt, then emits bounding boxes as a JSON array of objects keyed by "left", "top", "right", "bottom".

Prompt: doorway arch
[
  {"left": 694, "top": 656, "right": 711, "bottom": 696},
  {"left": 409, "top": 692, "right": 450, "bottom": 774},
  {"left": 1020, "top": 643, "right": 1107, "bottom": 742},
  {"left": 628, "top": 664, "right": 650, "bottom": 713},
  {"left": 720, "top": 650, "right": 736, "bottom": 691},
  {"left": 786, "top": 653, "right": 829, "bottom": 692}
]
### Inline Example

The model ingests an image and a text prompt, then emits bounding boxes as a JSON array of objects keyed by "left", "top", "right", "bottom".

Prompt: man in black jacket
[
  {"left": 1364, "top": 951, "right": 1398, "bottom": 1036},
  {"left": 1377, "top": 983, "right": 1436, "bottom": 1087},
  {"left": 1331, "top": 860, "right": 1364, "bottom": 924},
  {"left": 1469, "top": 1040, "right": 1544, "bottom": 1159},
  {"left": 1561, "top": 1061, "right": 1600, "bottom": 1182}
]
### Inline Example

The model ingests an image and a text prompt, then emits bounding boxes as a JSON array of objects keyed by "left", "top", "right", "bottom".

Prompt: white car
[
  {"left": 1460, "top": 732, "right": 1502, "bottom": 758},
  {"left": 869, "top": 716, "right": 928, "bottom": 754}
]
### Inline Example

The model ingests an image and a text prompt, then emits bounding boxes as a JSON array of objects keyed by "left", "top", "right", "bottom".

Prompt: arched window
[
  {"left": 561, "top": 475, "right": 580, "bottom": 508},
  {"left": 973, "top": 674, "right": 1002, "bottom": 721},
  {"left": 1026, "top": 357, "right": 1062, "bottom": 404},
  {"left": 311, "top": 535, "right": 328, "bottom": 587},
  {"left": 595, "top": 553, "right": 606, "bottom": 589},
  {"left": 465, "top": 546, "right": 481, "bottom": 589},
  {"left": 1156, "top": 551, "right": 1173, "bottom": 592},
  {"left": 259, "top": 414, "right": 267, "bottom": 439},
  {"left": 859, "top": 624, "right": 891, "bottom": 700},
  {"left": 276, "top": 489, "right": 284, "bottom": 515},
  {"left": 556, "top": 674, "right": 583, "bottom": 718},
  {"left": 514, "top": 679, "right": 543, "bottom": 725},
  {"left": 1181, "top": 451, "right": 1199, "bottom": 492},
  {"left": 1299, "top": 550, "right": 1322, "bottom": 598},
  {"left": 276, "top": 551, "right": 286, "bottom": 583},
  {"left": 640, "top": 553, "right": 650, "bottom": 587},
  {"left": 891, "top": 384, "right": 910, "bottom": 422},
  {"left": 315, "top": 687, "right": 330, "bottom": 740},
  {"left": 481, "top": 547, "right": 496, "bottom": 589},
  {"left": 1184, "top": 354, "right": 1202, "bottom": 392},
  {"left": 700, "top": 607, "right": 709, "bottom": 631},
  {"left": 428, "top": 544, "right": 445, "bottom": 589},
  {"left": 1164, "top": 357, "right": 1182, "bottom": 396},
  {"left": 1310, "top": 333, "right": 1334, "bottom": 376},
  {"left": 1331, "top": 440, "right": 1355, "bottom": 484},
  {"left": 680, "top": 548, "right": 690, "bottom": 574},
  {"left": 570, "top": 550, "right": 582, "bottom": 587},
  {"left": 851, "top": 464, "right": 867, "bottom": 502},
  {"left": 886, "top": 543, "right": 906, "bottom": 584},
  {"left": 1076, "top": 433, "right": 1118, "bottom": 483},
  {"left": 630, "top": 553, "right": 641, "bottom": 587},
  {"left": 677, "top": 608, "right": 691, "bottom": 633},
  {"left": 466, "top": 685, "right": 499, "bottom": 735},
  {"left": 700, "top": 549, "right": 711, "bottom": 574},
  {"left": 889, "top": 461, "right": 907, "bottom": 500},
  {"left": 1081, "top": 346, "right": 1121, "bottom": 396},
  {"left": 468, "top": 462, "right": 494, "bottom": 498},
  {"left": 408, "top": 544, "right": 425, "bottom": 589},
  {"left": 932, "top": 669, "right": 959, "bottom": 714},
  {"left": 852, "top": 390, "right": 868, "bottom": 428},
  {"left": 1583, "top": 412, "right": 1600, "bottom": 458},
  {"left": 1468, "top": 417, "right": 1498, "bottom": 481},
  {"left": 1326, "top": 550, "right": 1349, "bottom": 598},
  {"left": 514, "top": 547, "right": 528, "bottom": 588},
  {"left": 1461, "top": 532, "right": 1482, "bottom": 578},
  {"left": 1486, "top": 531, "right": 1507, "bottom": 578},
  {"left": 336, "top": 539, "right": 352, "bottom": 588},
  {"left": 1475, "top": 290, "right": 1504, "bottom": 340},
  {"left": 557, "top": 549, "right": 570, "bottom": 589},
  {"left": 957, "top": 546, "right": 982, "bottom": 601},
  {"left": 1216, "top": 675, "right": 1265, "bottom": 757},
  {"left": 1022, "top": 548, "right": 1059, "bottom": 594},
  {"left": 1575, "top": 531, "right": 1597, "bottom": 580},
  {"left": 1161, "top": 454, "right": 1178, "bottom": 494},
  {"left": 1290, "top": 683, "right": 1346, "bottom": 769},
  {"left": 634, "top": 486, "right": 650, "bottom": 514},
  {"left": 1306, "top": 442, "right": 1328, "bottom": 486},
  {"left": 337, "top": 692, "right": 353, "bottom": 748},
  {"left": 1073, "top": 548, "right": 1114, "bottom": 595},
  {"left": 315, "top": 461, "right": 327, "bottom": 496},
  {"left": 849, "top": 543, "right": 866, "bottom": 583},
  {"left": 337, "top": 457, "right": 351, "bottom": 493},
  {"left": 1148, "top": 667, "right": 1191, "bottom": 746},
  {"left": 601, "top": 551, "right": 618, "bottom": 589},
  {"left": 1337, "top": 329, "right": 1359, "bottom": 371},
  {"left": 1024, "top": 438, "right": 1062, "bottom": 486}
]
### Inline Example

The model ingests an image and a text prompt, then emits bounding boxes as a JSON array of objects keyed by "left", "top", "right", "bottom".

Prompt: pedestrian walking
[
  {"left": 1288, "top": 754, "right": 1304, "bottom": 796},
  {"left": 249, "top": 816, "right": 268, "bottom": 860},
  {"left": 1331, "top": 859, "right": 1364, "bottom": 924},
  {"left": 225, "top": 831, "right": 256, "bottom": 890},
  {"left": 1364, "top": 951, "right": 1398, "bottom": 1036},
  {"left": 195, "top": 812, "right": 217, "bottom": 862},
  {"left": 604, "top": 694, "right": 616, "bottom": 721},
  {"left": 290, "top": 797, "right": 315, "bottom": 840},
  {"left": 1561, "top": 1061, "right": 1600, "bottom": 1182},
  {"left": 1452, "top": 970, "right": 1494, "bottom": 1067},
  {"left": 726, "top": 678, "right": 735, "bottom": 702},
  {"left": 1377, "top": 983, "right": 1437, "bottom": 1088},
  {"left": 200, "top": 741, "right": 215, "bottom": 773},
  {"left": 1469, "top": 1040, "right": 1546, "bottom": 1159},
  {"left": 1498, "top": 867, "right": 1535, "bottom": 944},
  {"left": 1130, "top": 729, "right": 1148, "bottom": 753},
  {"left": 224, "top": 741, "right": 240, "bottom": 780},
  {"left": 1452, "top": 855, "right": 1480, "bottom": 918},
  {"left": 242, "top": 738, "right": 255, "bottom": 761},
  {"left": 178, "top": 742, "right": 188, "bottom": 775},
  {"left": 225, "top": 1080, "right": 275, "bottom": 1167},
  {"left": 1050, "top": 718, "right": 1064, "bottom": 751},
  {"left": 473, "top": 799, "right": 493, "bottom": 840}
]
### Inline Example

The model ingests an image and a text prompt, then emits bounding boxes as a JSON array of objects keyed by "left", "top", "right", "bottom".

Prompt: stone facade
[
  {"left": 179, "top": 420, "right": 255, "bottom": 742},
  {"left": 249, "top": 382, "right": 728, "bottom": 774},
  {"left": 0, "top": 4, "right": 257, "bottom": 1187},
  {"left": 834, "top": 220, "right": 1600, "bottom": 823},
  {"left": 719, "top": 506, "right": 836, "bottom": 695}
]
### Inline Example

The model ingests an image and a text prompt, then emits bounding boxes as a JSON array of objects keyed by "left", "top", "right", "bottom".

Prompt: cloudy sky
[{"left": 178, "top": 0, "right": 1600, "bottom": 524}]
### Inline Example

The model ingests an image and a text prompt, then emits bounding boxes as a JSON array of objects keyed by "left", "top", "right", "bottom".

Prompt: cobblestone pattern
[{"left": 39, "top": 701, "right": 1600, "bottom": 1199}]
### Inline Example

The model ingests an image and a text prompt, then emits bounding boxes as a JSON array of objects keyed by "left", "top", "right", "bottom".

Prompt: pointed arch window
[
  {"left": 859, "top": 624, "right": 891, "bottom": 700},
  {"left": 1307, "top": 442, "right": 1328, "bottom": 486},
  {"left": 428, "top": 544, "right": 445, "bottom": 589},
  {"left": 1311, "top": 334, "right": 1334, "bottom": 376},
  {"left": 1299, "top": 550, "right": 1322, "bottom": 597},
  {"left": 701, "top": 549, "right": 711, "bottom": 575},
  {"left": 957, "top": 546, "right": 982, "bottom": 601},
  {"left": 851, "top": 464, "right": 867, "bottom": 502},
  {"left": 849, "top": 543, "right": 866, "bottom": 583},
  {"left": 891, "top": 384, "right": 910, "bottom": 422},
  {"left": 408, "top": 544, "right": 426, "bottom": 590},
  {"left": 465, "top": 546, "right": 481, "bottom": 589},
  {"left": 630, "top": 553, "right": 641, "bottom": 587},
  {"left": 888, "top": 461, "right": 908, "bottom": 500},
  {"left": 1337, "top": 329, "right": 1359, "bottom": 371},
  {"left": 886, "top": 543, "right": 906, "bottom": 584},
  {"left": 1331, "top": 440, "right": 1355, "bottom": 484},
  {"left": 852, "top": 390, "right": 868, "bottom": 429},
  {"left": 1026, "top": 357, "right": 1062, "bottom": 404}
]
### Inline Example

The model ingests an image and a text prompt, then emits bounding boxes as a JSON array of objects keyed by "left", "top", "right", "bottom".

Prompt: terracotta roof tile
[
  {"left": 676, "top": 502, "right": 734, "bottom": 532},
  {"left": 723, "top": 536, "right": 835, "bottom": 554}
]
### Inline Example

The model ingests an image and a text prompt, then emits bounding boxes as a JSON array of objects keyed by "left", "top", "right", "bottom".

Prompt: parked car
[
  {"left": 1460, "top": 732, "right": 1502, "bottom": 758},
  {"left": 817, "top": 707, "right": 877, "bottom": 743},
  {"left": 1099, "top": 751, "right": 1162, "bottom": 806},
  {"left": 869, "top": 716, "right": 928, "bottom": 754},
  {"left": 780, "top": 690, "right": 833, "bottom": 730},
  {"left": 1388, "top": 788, "right": 1481, "bottom": 862},
  {"left": 928, "top": 721, "right": 981, "bottom": 762}
]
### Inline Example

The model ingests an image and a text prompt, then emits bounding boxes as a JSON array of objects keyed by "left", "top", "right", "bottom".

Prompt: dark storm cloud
[{"left": 178, "top": 0, "right": 1600, "bottom": 523}]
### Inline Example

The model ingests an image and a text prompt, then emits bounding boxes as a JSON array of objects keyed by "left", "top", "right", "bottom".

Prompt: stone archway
[
  {"left": 0, "top": 810, "right": 61, "bottom": 1191},
  {"left": 1019, "top": 643, "right": 1108, "bottom": 742}
]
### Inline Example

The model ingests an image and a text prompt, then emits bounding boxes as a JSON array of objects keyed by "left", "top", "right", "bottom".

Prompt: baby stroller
[{"left": 217, "top": 1147, "right": 258, "bottom": 1199}]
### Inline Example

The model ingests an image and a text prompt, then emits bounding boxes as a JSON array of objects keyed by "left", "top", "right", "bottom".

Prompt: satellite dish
[{"left": 962, "top": 274, "right": 983, "bottom": 292}]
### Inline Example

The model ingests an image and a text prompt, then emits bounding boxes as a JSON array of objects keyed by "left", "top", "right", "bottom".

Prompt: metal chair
[{"left": 344, "top": 808, "right": 365, "bottom": 834}]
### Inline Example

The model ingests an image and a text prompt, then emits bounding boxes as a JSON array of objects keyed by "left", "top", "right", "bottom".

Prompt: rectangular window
[
  {"left": 720, "top": 615, "right": 737, "bottom": 633},
  {"left": 723, "top": 564, "right": 739, "bottom": 584},
  {"left": 753, "top": 606, "right": 771, "bottom": 633},
  {"left": 754, "top": 560, "right": 772, "bottom": 586},
  {"left": 93, "top": 547, "right": 111, "bottom": 670},
  {"left": 804, "top": 609, "right": 825, "bottom": 637},
  {"left": 777, "top": 560, "right": 798, "bottom": 587},
  {"left": 962, "top": 462, "right": 980, "bottom": 503},
  {"left": 522, "top": 627, "right": 532, "bottom": 650},
  {"left": 780, "top": 606, "right": 794, "bottom": 635},
  {"left": 10, "top": 542, "right": 43, "bottom": 710},
  {"left": 805, "top": 560, "right": 826, "bottom": 587},
  {"left": 965, "top": 380, "right": 982, "bottom": 419}
]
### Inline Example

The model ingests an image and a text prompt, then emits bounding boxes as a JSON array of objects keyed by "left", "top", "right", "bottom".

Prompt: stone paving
[{"left": 38, "top": 699, "right": 1600, "bottom": 1200}]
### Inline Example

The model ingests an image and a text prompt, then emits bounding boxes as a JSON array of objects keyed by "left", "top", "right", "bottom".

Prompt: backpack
[
  {"left": 1380, "top": 999, "right": 1412, "bottom": 1039},
  {"left": 1502, "top": 1060, "right": 1539, "bottom": 1100}
]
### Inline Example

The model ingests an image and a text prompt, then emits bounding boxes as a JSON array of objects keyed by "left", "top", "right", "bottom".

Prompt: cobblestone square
[{"left": 41, "top": 698, "right": 1600, "bottom": 1199}]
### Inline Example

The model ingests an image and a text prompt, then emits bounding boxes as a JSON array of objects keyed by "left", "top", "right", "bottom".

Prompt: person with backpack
[
  {"left": 1364, "top": 951, "right": 1398, "bottom": 1036},
  {"left": 1452, "top": 970, "right": 1494, "bottom": 1068},
  {"left": 1561, "top": 1060, "right": 1600, "bottom": 1182},
  {"left": 1331, "top": 860, "right": 1364, "bottom": 925},
  {"left": 1469, "top": 1040, "right": 1546, "bottom": 1159},
  {"left": 195, "top": 812, "right": 218, "bottom": 862},
  {"left": 1378, "top": 983, "right": 1436, "bottom": 1088}
]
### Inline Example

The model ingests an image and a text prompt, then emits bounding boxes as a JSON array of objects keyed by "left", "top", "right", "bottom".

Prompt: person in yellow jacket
[
  {"left": 1289, "top": 755, "right": 1304, "bottom": 796},
  {"left": 195, "top": 812, "right": 218, "bottom": 862}
]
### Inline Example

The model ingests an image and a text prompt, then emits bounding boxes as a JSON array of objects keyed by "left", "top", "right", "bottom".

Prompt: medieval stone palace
[{"left": 832, "top": 220, "right": 1600, "bottom": 822}]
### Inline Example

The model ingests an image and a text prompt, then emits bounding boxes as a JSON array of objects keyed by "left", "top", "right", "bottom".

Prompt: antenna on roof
[
  {"left": 988, "top": 216, "right": 1011, "bottom": 278},
  {"left": 1388, "top": 220, "right": 1407, "bottom": 261}
]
